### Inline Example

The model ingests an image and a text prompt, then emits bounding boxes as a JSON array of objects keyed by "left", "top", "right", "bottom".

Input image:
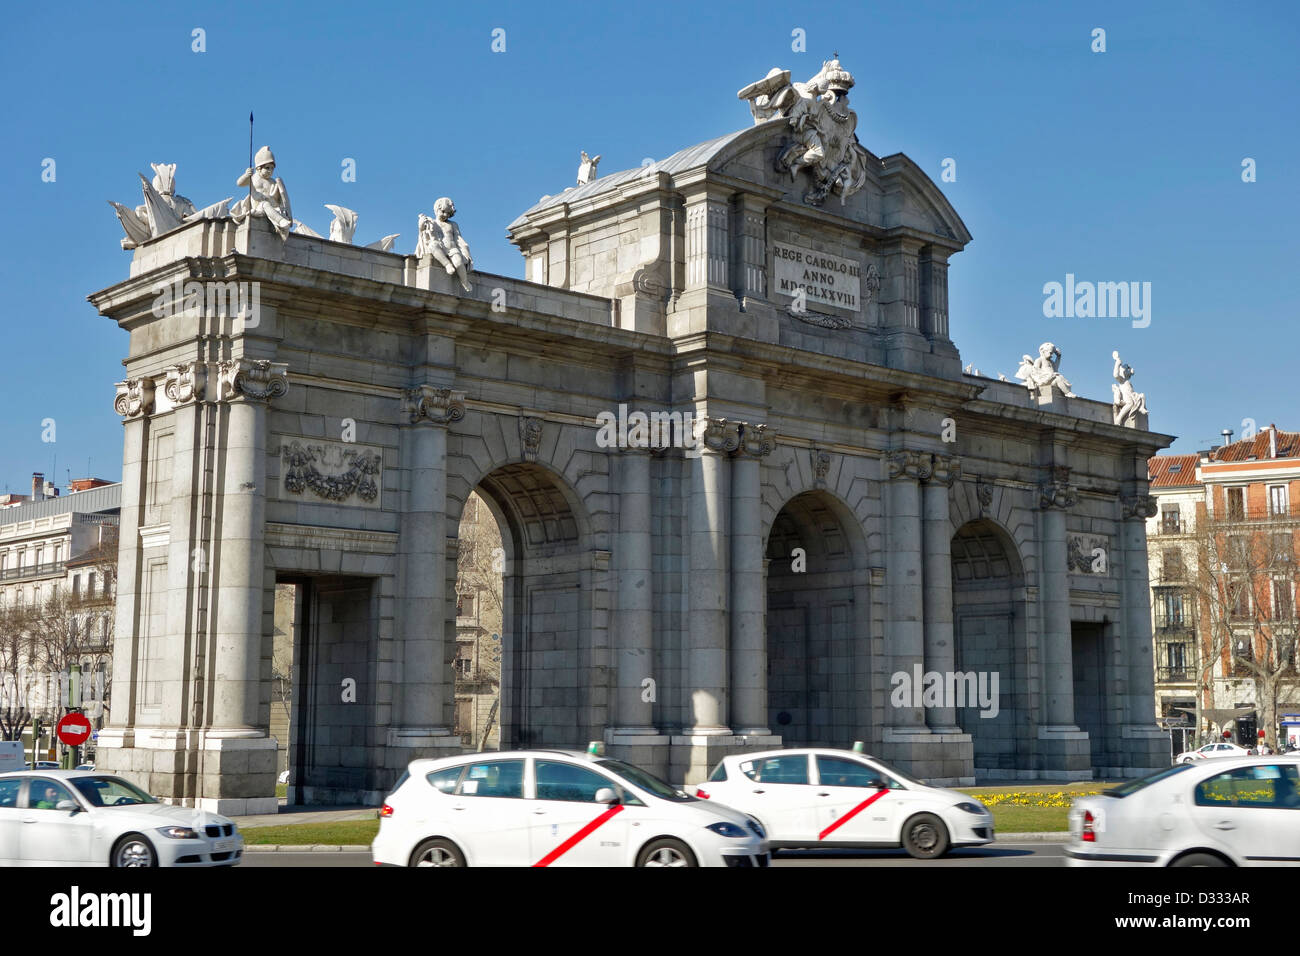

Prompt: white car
[
  {"left": 1067, "top": 756, "right": 1300, "bottom": 866},
  {"left": 695, "top": 748, "right": 994, "bottom": 859},
  {"left": 371, "top": 750, "right": 770, "bottom": 867},
  {"left": 1174, "top": 742, "right": 1250, "bottom": 763},
  {"left": 0, "top": 770, "right": 243, "bottom": 867}
]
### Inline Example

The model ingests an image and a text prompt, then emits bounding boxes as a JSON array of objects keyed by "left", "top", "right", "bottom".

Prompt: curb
[
  {"left": 995, "top": 832, "right": 1071, "bottom": 843},
  {"left": 244, "top": 844, "right": 372, "bottom": 853}
]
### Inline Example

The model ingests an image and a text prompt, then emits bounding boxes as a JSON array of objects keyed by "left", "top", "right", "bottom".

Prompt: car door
[
  {"left": 440, "top": 758, "right": 531, "bottom": 866},
  {"left": 734, "top": 753, "right": 817, "bottom": 842},
  {"left": 528, "top": 759, "right": 628, "bottom": 867},
  {"left": 1188, "top": 764, "right": 1300, "bottom": 864},
  {"left": 19, "top": 777, "right": 95, "bottom": 864},
  {"left": 0, "top": 777, "right": 23, "bottom": 864},
  {"left": 811, "top": 754, "right": 896, "bottom": 844}
]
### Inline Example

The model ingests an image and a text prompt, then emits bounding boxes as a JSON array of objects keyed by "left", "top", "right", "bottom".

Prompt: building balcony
[
  {"left": 1153, "top": 614, "right": 1192, "bottom": 631},
  {"left": 0, "top": 560, "right": 66, "bottom": 583},
  {"left": 1156, "top": 665, "right": 1195, "bottom": 684}
]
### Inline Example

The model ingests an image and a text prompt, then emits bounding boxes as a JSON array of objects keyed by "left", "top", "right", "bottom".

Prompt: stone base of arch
[
  {"left": 668, "top": 734, "right": 784, "bottom": 786},
  {"left": 877, "top": 729, "right": 976, "bottom": 787},
  {"left": 1034, "top": 726, "right": 1093, "bottom": 781}
]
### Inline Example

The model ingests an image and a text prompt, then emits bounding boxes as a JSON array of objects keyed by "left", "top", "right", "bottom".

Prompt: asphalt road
[{"left": 241, "top": 843, "right": 1067, "bottom": 867}]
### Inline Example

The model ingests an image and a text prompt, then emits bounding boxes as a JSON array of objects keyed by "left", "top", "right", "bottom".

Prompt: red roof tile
[
  {"left": 1148, "top": 453, "right": 1201, "bottom": 487},
  {"left": 1208, "top": 425, "right": 1300, "bottom": 462}
]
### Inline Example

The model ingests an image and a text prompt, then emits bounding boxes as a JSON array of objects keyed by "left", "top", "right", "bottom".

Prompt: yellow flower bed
[{"left": 978, "top": 790, "right": 1103, "bottom": 809}]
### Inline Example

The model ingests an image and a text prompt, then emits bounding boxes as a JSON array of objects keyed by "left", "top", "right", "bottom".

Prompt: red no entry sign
[{"left": 56, "top": 713, "right": 92, "bottom": 746}]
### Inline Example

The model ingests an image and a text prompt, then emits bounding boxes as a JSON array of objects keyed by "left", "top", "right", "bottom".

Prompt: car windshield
[
  {"left": 70, "top": 775, "right": 159, "bottom": 807},
  {"left": 1102, "top": 763, "right": 1194, "bottom": 798},
  {"left": 863, "top": 756, "right": 925, "bottom": 789},
  {"left": 596, "top": 759, "right": 694, "bottom": 802}
]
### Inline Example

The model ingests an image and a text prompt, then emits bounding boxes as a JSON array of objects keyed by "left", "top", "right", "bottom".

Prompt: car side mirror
[
  {"left": 55, "top": 800, "right": 80, "bottom": 813},
  {"left": 594, "top": 787, "right": 620, "bottom": 805}
]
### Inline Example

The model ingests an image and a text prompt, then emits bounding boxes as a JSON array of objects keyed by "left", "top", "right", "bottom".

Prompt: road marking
[
  {"left": 532, "top": 805, "right": 625, "bottom": 867},
  {"left": 818, "top": 789, "right": 890, "bottom": 840}
]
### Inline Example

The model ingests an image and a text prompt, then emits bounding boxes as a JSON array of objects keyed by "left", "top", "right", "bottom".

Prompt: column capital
[
  {"left": 734, "top": 423, "right": 775, "bottom": 459},
  {"left": 403, "top": 385, "right": 465, "bottom": 425},
  {"left": 927, "top": 454, "right": 962, "bottom": 487},
  {"left": 1121, "top": 493, "right": 1158, "bottom": 520},
  {"left": 217, "top": 359, "right": 288, "bottom": 404},
  {"left": 113, "top": 376, "right": 154, "bottom": 420},
  {"left": 700, "top": 417, "right": 741, "bottom": 454},
  {"left": 1039, "top": 466, "right": 1077, "bottom": 510},
  {"left": 163, "top": 362, "right": 205, "bottom": 407},
  {"left": 887, "top": 449, "right": 931, "bottom": 481}
]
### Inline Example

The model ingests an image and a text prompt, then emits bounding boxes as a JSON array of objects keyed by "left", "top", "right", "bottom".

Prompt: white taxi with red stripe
[
  {"left": 695, "top": 748, "right": 994, "bottom": 858},
  {"left": 371, "top": 749, "right": 769, "bottom": 867}
]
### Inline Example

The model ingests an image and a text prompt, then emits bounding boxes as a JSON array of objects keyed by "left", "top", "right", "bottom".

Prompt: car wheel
[
  {"left": 1181, "top": 757, "right": 1195, "bottom": 764},
  {"left": 111, "top": 834, "right": 158, "bottom": 868},
  {"left": 410, "top": 838, "right": 466, "bottom": 867},
  {"left": 1171, "top": 852, "right": 1229, "bottom": 868},
  {"left": 902, "top": 813, "right": 950, "bottom": 860},
  {"left": 636, "top": 838, "right": 697, "bottom": 867}
]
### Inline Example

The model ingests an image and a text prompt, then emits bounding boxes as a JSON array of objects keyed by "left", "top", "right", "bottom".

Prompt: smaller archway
[{"left": 950, "top": 519, "right": 1030, "bottom": 777}]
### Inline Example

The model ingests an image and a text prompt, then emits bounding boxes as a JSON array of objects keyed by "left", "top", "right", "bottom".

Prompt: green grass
[
  {"left": 954, "top": 782, "right": 1119, "bottom": 833},
  {"left": 241, "top": 819, "right": 380, "bottom": 846},
  {"left": 275, "top": 784, "right": 287, "bottom": 798}
]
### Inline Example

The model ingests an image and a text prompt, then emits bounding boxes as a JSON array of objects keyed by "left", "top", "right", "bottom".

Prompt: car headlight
[
  {"left": 954, "top": 802, "right": 987, "bottom": 815},
  {"left": 706, "top": 822, "right": 748, "bottom": 838},
  {"left": 156, "top": 826, "right": 201, "bottom": 840},
  {"left": 746, "top": 816, "right": 766, "bottom": 839}
]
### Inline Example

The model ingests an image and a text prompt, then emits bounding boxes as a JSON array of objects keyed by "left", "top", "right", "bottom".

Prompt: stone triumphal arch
[{"left": 92, "top": 60, "right": 1169, "bottom": 811}]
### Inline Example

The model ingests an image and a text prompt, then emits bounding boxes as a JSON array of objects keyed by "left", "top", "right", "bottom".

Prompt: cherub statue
[
  {"left": 1111, "top": 350, "right": 1148, "bottom": 427},
  {"left": 416, "top": 197, "right": 473, "bottom": 292},
  {"left": 231, "top": 146, "right": 293, "bottom": 240},
  {"left": 1016, "top": 342, "right": 1076, "bottom": 398},
  {"left": 577, "top": 151, "right": 601, "bottom": 186}
]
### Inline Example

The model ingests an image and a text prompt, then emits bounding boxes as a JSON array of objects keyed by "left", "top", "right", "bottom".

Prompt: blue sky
[{"left": 2, "top": 0, "right": 1296, "bottom": 495}]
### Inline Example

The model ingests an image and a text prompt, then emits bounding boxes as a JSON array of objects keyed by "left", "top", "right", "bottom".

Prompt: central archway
[{"left": 764, "top": 491, "right": 871, "bottom": 747}]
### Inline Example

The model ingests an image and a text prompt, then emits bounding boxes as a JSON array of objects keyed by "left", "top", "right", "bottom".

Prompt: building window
[
  {"left": 1274, "top": 532, "right": 1294, "bottom": 565},
  {"left": 1162, "top": 548, "right": 1185, "bottom": 581},
  {"left": 1164, "top": 643, "right": 1187, "bottom": 680},
  {"left": 1270, "top": 485, "right": 1290, "bottom": 517},
  {"left": 1227, "top": 487, "right": 1246, "bottom": 520},
  {"left": 1274, "top": 578, "right": 1294, "bottom": 619},
  {"left": 1161, "top": 506, "right": 1182, "bottom": 534},
  {"left": 1229, "top": 579, "right": 1252, "bottom": 618},
  {"left": 457, "top": 593, "right": 475, "bottom": 618}
]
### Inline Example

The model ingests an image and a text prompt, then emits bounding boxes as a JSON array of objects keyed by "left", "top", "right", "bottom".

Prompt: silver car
[{"left": 0, "top": 770, "right": 243, "bottom": 867}]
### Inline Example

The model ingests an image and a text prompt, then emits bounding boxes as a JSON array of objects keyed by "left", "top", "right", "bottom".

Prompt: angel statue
[
  {"left": 577, "top": 151, "right": 601, "bottom": 186},
  {"left": 1016, "top": 342, "right": 1076, "bottom": 399},
  {"left": 1111, "top": 350, "right": 1148, "bottom": 427},
  {"left": 416, "top": 197, "right": 473, "bottom": 293},
  {"left": 231, "top": 146, "right": 293, "bottom": 241}
]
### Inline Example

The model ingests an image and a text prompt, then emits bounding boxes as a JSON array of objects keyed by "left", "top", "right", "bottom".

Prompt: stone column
[
  {"left": 611, "top": 445, "right": 656, "bottom": 734},
  {"left": 1038, "top": 467, "right": 1078, "bottom": 728},
  {"left": 923, "top": 454, "right": 961, "bottom": 733},
  {"left": 392, "top": 386, "right": 464, "bottom": 743},
  {"left": 210, "top": 360, "right": 286, "bottom": 733},
  {"left": 887, "top": 450, "right": 929, "bottom": 734},
  {"left": 730, "top": 423, "right": 774, "bottom": 735},
  {"left": 1120, "top": 492, "right": 1167, "bottom": 772},
  {"left": 160, "top": 364, "right": 205, "bottom": 732},
  {"left": 102, "top": 377, "right": 155, "bottom": 751},
  {"left": 687, "top": 418, "right": 739, "bottom": 733}
]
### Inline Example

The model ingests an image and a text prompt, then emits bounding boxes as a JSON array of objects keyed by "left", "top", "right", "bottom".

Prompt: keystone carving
[{"left": 519, "top": 416, "right": 544, "bottom": 460}]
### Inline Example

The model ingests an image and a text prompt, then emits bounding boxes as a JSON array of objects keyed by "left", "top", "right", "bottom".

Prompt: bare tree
[
  {"left": 1191, "top": 511, "right": 1300, "bottom": 749},
  {"left": 0, "top": 604, "right": 39, "bottom": 742}
]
